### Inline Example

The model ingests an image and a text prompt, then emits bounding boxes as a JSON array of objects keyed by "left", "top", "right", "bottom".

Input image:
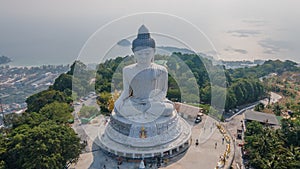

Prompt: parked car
[
  {"left": 195, "top": 114, "right": 202, "bottom": 123},
  {"left": 74, "top": 102, "right": 81, "bottom": 105}
]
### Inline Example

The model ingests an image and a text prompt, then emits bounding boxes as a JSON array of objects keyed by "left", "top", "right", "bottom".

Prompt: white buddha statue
[{"left": 114, "top": 25, "right": 174, "bottom": 121}]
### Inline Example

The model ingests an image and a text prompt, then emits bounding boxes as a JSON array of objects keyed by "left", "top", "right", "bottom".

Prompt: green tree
[
  {"left": 273, "top": 103, "right": 282, "bottom": 116},
  {"left": 0, "top": 135, "right": 7, "bottom": 168},
  {"left": 200, "top": 85, "right": 211, "bottom": 104},
  {"left": 26, "top": 89, "right": 69, "bottom": 113},
  {"left": 96, "top": 92, "right": 112, "bottom": 115},
  {"left": 225, "top": 88, "right": 237, "bottom": 111},
  {"left": 230, "top": 59, "right": 299, "bottom": 79},
  {"left": 244, "top": 119, "right": 300, "bottom": 169},
  {"left": 39, "top": 102, "right": 73, "bottom": 124},
  {"left": 4, "top": 112, "right": 47, "bottom": 129},
  {"left": 2, "top": 121, "right": 82, "bottom": 169},
  {"left": 281, "top": 118, "right": 300, "bottom": 147},
  {"left": 66, "top": 61, "right": 94, "bottom": 97},
  {"left": 67, "top": 60, "right": 87, "bottom": 76},
  {"left": 254, "top": 103, "right": 265, "bottom": 112},
  {"left": 244, "top": 121, "right": 264, "bottom": 137},
  {"left": 53, "top": 73, "right": 72, "bottom": 94},
  {"left": 227, "top": 79, "right": 265, "bottom": 109}
]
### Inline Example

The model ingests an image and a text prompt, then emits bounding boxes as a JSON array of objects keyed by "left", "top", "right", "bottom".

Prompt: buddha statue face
[{"left": 134, "top": 47, "right": 155, "bottom": 65}]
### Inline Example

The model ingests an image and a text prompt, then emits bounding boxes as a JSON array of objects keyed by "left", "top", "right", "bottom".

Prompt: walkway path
[{"left": 161, "top": 119, "right": 228, "bottom": 169}]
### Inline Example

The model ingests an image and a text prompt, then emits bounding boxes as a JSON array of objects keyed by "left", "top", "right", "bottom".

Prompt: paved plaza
[{"left": 70, "top": 110, "right": 234, "bottom": 169}]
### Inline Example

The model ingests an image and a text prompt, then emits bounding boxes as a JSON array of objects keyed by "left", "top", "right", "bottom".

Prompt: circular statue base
[{"left": 98, "top": 111, "right": 191, "bottom": 159}]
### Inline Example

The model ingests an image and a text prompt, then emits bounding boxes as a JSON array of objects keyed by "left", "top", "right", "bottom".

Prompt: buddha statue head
[
  {"left": 132, "top": 25, "right": 156, "bottom": 65},
  {"left": 132, "top": 25, "right": 155, "bottom": 52}
]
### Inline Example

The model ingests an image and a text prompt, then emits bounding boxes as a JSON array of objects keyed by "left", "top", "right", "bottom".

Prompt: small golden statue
[{"left": 140, "top": 126, "right": 147, "bottom": 138}]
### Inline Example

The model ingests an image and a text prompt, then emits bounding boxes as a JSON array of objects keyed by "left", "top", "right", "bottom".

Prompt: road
[
  {"left": 225, "top": 92, "right": 282, "bottom": 122},
  {"left": 225, "top": 103, "right": 258, "bottom": 122}
]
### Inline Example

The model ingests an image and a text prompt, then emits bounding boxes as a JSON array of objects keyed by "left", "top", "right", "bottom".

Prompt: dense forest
[
  {"left": 244, "top": 115, "right": 300, "bottom": 168},
  {"left": 94, "top": 53, "right": 289, "bottom": 115},
  {"left": 228, "top": 59, "right": 299, "bottom": 79},
  {"left": 0, "top": 62, "right": 83, "bottom": 169},
  {"left": 242, "top": 61, "right": 300, "bottom": 168}
]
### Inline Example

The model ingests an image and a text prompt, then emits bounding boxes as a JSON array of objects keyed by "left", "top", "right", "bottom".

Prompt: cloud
[
  {"left": 224, "top": 46, "right": 248, "bottom": 54},
  {"left": 242, "top": 19, "right": 266, "bottom": 26},
  {"left": 258, "top": 38, "right": 290, "bottom": 54},
  {"left": 203, "top": 50, "right": 221, "bottom": 56},
  {"left": 227, "top": 29, "right": 261, "bottom": 37}
]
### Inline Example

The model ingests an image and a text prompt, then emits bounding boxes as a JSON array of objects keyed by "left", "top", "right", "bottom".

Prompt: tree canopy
[
  {"left": 229, "top": 59, "right": 299, "bottom": 79},
  {"left": 244, "top": 116, "right": 300, "bottom": 168},
  {"left": 1, "top": 121, "right": 82, "bottom": 169},
  {"left": 53, "top": 61, "right": 95, "bottom": 98},
  {"left": 39, "top": 102, "right": 73, "bottom": 124},
  {"left": 0, "top": 61, "right": 85, "bottom": 169},
  {"left": 94, "top": 53, "right": 267, "bottom": 112},
  {"left": 26, "top": 89, "right": 70, "bottom": 113}
]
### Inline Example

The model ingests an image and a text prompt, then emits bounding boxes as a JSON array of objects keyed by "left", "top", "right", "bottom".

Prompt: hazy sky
[{"left": 0, "top": 0, "right": 299, "bottom": 65}]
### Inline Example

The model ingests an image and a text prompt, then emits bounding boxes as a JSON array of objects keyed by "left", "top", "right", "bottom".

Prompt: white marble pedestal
[{"left": 98, "top": 111, "right": 191, "bottom": 159}]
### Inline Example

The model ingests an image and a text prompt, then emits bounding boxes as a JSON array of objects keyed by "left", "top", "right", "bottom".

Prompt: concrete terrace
[{"left": 70, "top": 104, "right": 234, "bottom": 169}]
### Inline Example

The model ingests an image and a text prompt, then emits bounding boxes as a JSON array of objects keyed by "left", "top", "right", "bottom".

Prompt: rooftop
[{"left": 244, "top": 110, "right": 279, "bottom": 126}]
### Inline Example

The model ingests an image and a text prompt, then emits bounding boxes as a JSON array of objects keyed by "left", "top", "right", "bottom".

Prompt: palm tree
[{"left": 285, "top": 145, "right": 300, "bottom": 168}]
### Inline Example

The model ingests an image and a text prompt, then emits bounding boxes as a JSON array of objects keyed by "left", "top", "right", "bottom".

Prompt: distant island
[
  {"left": 157, "top": 46, "right": 195, "bottom": 55},
  {"left": 0, "top": 55, "right": 11, "bottom": 64}
]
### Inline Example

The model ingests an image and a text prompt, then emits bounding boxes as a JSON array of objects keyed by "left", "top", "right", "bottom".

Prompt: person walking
[{"left": 215, "top": 142, "right": 217, "bottom": 149}]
